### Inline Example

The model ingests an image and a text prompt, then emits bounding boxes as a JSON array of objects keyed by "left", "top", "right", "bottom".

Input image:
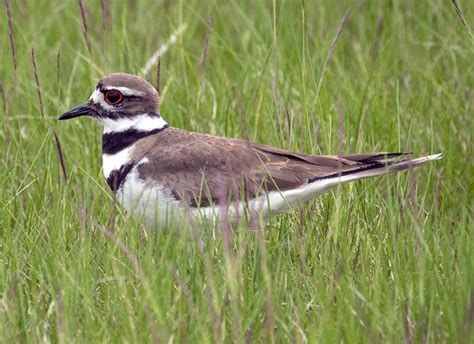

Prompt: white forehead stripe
[
  {"left": 89, "top": 86, "right": 145, "bottom": 111},
  {"left": 103, "top": 86, "right": 145, "bottom": 97},
  {"left": 89, "top": 88, "right": 114, "bottom": 110}
]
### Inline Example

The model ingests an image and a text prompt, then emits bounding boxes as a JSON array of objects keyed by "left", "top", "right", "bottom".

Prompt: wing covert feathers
[{"left": 133, "top": 128, "right": 441, "bottom": 207}]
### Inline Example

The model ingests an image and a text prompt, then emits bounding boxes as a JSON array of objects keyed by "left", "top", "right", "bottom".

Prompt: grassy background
[{"left": 1, "top": 0, "right": 473, "bottom": 342}]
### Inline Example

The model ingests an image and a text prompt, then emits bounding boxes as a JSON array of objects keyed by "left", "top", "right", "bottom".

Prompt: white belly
[
  {"left": 106, "top": 151, "right": 342, "bottom": 227},
  {"left": 116, "top": 167, "right": 245, "bottom": 228},
  {"left": 115, "top": 166, "right": 335, "bottom": 228},
  {"left": 116, "top": 166, "right": 186, "bottom": 228}
]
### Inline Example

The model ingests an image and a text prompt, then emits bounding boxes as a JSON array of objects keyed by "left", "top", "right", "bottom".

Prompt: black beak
[{"left": 59, "top": 103, "right": 95, "bottom": 120}]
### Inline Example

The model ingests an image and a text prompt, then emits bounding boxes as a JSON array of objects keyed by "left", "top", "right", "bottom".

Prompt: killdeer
[{"left": 59, "top": 73, "right": 441, "bottom": 227}]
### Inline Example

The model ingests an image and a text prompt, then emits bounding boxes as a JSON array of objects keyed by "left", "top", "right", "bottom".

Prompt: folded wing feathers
[{"left": 134, "top": 128, "right": 442, "bottom": 207}]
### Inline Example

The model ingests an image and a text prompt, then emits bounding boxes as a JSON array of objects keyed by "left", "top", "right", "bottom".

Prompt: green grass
[{"left": 1, "top": 0, "right": 473, "bottom": 342}]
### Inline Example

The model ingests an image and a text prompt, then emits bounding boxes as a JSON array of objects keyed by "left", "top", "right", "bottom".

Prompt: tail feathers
[{"left": 336, "top": 153, "right": 442, "bottom": 184}]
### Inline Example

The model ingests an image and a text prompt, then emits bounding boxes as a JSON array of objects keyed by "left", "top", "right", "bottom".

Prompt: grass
[{"left": 0, "top": 0, "right": 472, "bottom": 342}]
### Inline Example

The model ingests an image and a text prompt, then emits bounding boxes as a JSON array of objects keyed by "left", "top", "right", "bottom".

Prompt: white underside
[
  {"left": 116, "top": 167, "right": 336, "bottom": 228},
  {"left": 113, "top": 153, "right": 442, "bottom": 228},
  {"left": 113, "top": 153, "right": 335, "bottom": 228},
  {"left": 117, "top": 165, "right": 183, "bottom": 227}
]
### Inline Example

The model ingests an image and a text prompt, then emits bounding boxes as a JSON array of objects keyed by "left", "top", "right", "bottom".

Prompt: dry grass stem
[
  {"left": 451, "top": 0, "right": 474, "bottom": 40},
  {"left": 53, "top": 132, "right": 68, "bottom": 182},
  {"left": 463, "top": 289, "right": 474, "bottom": 340},
  {"left": 337, "top": 102, "right": 345, "bottom": 155},
  {"left": 100, "top": 0, "right": 109, "bottom": 31},
  {"left": 31, "top": 48, "right": 45, "bottom": 120},
  {"left": 326, "top": 9, "right": 350, "bottom": 68},
  {"left": 403, "top": 302, "right": 414, "bottom": 344},
  {"left": 0, "top": 83, "right": 6, "bottom": 114},
  {"left": 140, "top": 24, "right": 188, "bottom": 76},
  {"left": 155, "top": 56, "right": 161, "bottom": 96},
  {"left": 4, "top": 0, "right": 17, "bottom": 71},
  {"left": 315, "top": 9, "right": 350, "bottom": 99},
  {"left": 56, "top": 51, "right": 61, "bottom": 99},
  {"left": 199, "top": 16, "right": 212, "bottom": 92},
  {"left": 78, "top": 0, "right": 92, "bottom": 53}
]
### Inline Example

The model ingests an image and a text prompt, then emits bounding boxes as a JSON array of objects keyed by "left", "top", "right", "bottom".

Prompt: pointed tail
[{"left": 333, "top": 153, "right": 442, "bottom": 184}]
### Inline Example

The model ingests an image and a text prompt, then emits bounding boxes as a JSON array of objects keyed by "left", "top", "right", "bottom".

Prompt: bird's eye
[{"left": 104, "top": 90, "right": 123, "bottom": 105}]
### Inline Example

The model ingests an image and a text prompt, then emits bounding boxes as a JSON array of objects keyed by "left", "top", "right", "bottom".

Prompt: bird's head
[{"left": 59, "top": 73, "right": 166, "bottom": 133}]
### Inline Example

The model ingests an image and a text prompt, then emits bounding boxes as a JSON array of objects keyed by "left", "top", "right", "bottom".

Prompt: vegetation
[{"left": 1, "top": 0, "right": 472, "bottom": 342}]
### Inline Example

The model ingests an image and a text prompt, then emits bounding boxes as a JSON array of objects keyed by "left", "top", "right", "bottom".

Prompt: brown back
[{"left": 133, "top": 128, "right": 397, "bottom": 207}]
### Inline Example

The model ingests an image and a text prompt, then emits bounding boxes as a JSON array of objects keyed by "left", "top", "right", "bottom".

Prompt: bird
[{"left": 59, "top": 73, "right": 441, "bottom": 228}]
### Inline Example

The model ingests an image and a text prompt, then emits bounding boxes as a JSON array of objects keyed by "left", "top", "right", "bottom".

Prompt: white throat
[{"left": 101, "top": 114, "right": 168, "bottom": 134}]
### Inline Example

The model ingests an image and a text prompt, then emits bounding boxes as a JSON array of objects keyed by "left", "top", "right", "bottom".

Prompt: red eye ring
[{"left": 104, "top": 90, "right": 124, "bottom": 105}]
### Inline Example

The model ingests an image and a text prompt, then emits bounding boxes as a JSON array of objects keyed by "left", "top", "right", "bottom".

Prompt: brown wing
[{"left": 133, "top": 128, "right": 406, "bottom": 207}]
